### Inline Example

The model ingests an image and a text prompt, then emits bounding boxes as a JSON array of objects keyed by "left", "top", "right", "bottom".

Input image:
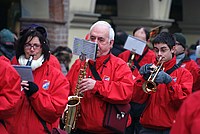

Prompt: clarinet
[{"left": 26, "top": 55, "right": 34, "bottom": 66}]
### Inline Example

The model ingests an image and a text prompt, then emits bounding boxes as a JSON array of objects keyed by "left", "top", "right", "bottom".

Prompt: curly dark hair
[
  {"left": 16, "top": 26, "right": 50, "bottom": 61},
  {"left": 152, "top": 32, "right": 175, "bottom": 49}
]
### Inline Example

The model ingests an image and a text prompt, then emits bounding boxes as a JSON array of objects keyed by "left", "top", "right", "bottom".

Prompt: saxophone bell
[{"left": 64, "top": 96, "right": 81, "bottom": 133}]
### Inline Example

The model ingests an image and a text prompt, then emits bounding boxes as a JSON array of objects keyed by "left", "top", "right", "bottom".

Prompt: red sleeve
[
  {"left": 131, "top": 75, "right": 150, "bottom": 103},
  {"left": 167, "top": 68, "right": 193, "bottom": 109},
  {"left": 170, "top": 92, "right": 200, "bottom": 134},
  {"left": 118, "top": 50, "right": 131, "bottom": 62},
  {"left": 29, "top": 66, "right": 70, "bottom": 123},
  {"left": 0, "top": 59, "right": 21, "bottom": 119}
]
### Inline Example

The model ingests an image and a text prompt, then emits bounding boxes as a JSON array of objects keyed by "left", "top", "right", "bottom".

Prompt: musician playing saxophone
[
  {"left": 66, "top": 21, "right": 134, "bottom": 134},
  {"left": 131, "top": 32, "right": 193, "bottom": 134}
]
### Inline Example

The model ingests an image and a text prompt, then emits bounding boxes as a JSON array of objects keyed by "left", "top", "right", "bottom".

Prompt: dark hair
[
  {"left": 133, "top": 26, "right": 150, "bottom": 41},
  {"left": 114, "top": 30, "right": 128, "bottom": 46},
  {"left": 152, "top": 32, "right": 175, "bottom": 49},
  {"left": 16, "top": 27, "right": 50, "bottom": 61},
  {"left": 52, "top": 46, "right": 72, "bottom": 63}
]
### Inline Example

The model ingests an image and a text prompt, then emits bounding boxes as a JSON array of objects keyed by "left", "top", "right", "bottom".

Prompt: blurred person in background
[
  {"left": 0, "top": 28, "right": 16, "bottom": 60},
  {"left": 173, "top": 33, "right": 200, "bottom": 92},
  {"left": 110, "top": 30, "right": 127, "bottom": 56},
  {"left": 52, "top": 46, "right": 73, "bottom": 75},
  {"left": 118, "top": 26, "right": 155, "bottom": 134}
]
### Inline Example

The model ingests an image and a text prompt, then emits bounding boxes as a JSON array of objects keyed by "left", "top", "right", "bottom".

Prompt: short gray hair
[{"left": 89, "top": 21, "right": 115, "bottom": 41}]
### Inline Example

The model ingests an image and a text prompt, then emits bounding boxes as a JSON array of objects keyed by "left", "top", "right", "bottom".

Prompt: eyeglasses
[
  {"left": 24, "top": 43, "right": 41, "bottom": 49},
  {"left": 20, "top": 24, "right": 47, "bottom": 38},
  {"left": 153, "top": 48, "right": 170, "bottom": 53}
]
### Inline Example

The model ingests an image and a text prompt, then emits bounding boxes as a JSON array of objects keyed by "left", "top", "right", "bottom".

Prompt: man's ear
[
  {"left": 171, "top": 45, "right": 176, "bottom": 54},
  {"left": 110, "top": 40, "right": 114, "bottom": 48}
]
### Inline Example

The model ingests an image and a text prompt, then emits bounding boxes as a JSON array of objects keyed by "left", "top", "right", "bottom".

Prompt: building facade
[{"left": 1, "top": 0, "right": 200, "bottom": 64}]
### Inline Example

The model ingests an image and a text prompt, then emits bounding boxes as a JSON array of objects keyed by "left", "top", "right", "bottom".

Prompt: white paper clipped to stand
[
  {"left": 73, "top": 37, "right": 97, "bottom": 60},
  {"left": 196, "top": 45, "right": 200, "bottom": 58},
  {"left": 124, "top": 35, "right": 146, "bottom": 55}
]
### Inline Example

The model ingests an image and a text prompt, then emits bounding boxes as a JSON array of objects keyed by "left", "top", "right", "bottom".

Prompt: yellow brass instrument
[
  {"left": 64, "top": 53, "right": 88, "bottom": 133},
  {"left": 142, "top": 57, "right": 164, "bottom": 94},
  {"left": 128, "top": 53, "right": 135, "bottom": 69}
]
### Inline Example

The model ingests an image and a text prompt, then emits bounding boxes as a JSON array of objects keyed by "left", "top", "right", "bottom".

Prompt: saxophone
[{"left": 64, "top": 54, "right": 88, "bottom": 134}]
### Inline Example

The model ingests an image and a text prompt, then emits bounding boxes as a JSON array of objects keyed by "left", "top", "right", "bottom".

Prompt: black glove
[
  {"left": 155, "top": 71, "right": 172, "bottom": 84},
  {"left": 139, "top": 64, "right": 153, "bottom": 80},
  {"left": 24, "top": 81, "right": 39, "bottom": 97}
]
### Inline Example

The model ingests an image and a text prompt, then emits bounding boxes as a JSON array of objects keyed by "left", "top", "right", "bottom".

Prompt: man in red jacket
[
  {"left": 173, "top": 33, "right": 200, "bottom": 92},
  {"left": 66, "top": 21, "right": 134, "bottom": 133},
  {"left": 132, "top": 32, "right": 193, "bottom": 134},
  {"left": 0, "top": 56, "right": 21, "bottom": 134}
]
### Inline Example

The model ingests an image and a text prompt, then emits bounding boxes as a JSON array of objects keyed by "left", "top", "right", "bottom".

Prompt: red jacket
[
  {"left": 6, "top": 56, "right": 70, "bottom": 134},
  {"left": 0, "top": 56, "right": 21, "bottom": 134},
  {"left": 179, "top": 57, "right": 200, "bottom": 91},
  {"left": 118, "top": 47, "right": 155, "bottom": 77},
  {"left": 66, "top": 54, "right": 134, "bottom": 133},
  {"left": 170, "top": 91, "right": 200, "bottom": 134},
  {"left": 132, "top": 56, "right": 193, "bottom": 129}
]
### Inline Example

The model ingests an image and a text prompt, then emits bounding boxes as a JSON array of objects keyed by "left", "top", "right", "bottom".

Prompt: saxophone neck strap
[
  {"left": 88, "top": 56, "right": 110, "bottom": 80},
  {"left": 89, "top": 62, "right": 102, "bottom": 80}
]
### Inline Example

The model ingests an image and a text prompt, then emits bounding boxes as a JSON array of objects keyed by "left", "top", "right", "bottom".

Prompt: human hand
[
  {"left": 79, "top": 78, "right": 96, "bottom": 93},
  {"left": 155, "top": 71, "right": 172, "bottom": 84},
  {"left": 139, "top": 64, "right": 153, "bottom": 80},
  {"left": 21, "top": 81, "right": 39, "bottom": 97}
]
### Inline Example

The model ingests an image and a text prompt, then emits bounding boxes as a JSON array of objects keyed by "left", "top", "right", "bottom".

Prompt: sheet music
[
  {"left": 124, "top": 35, "right": 146, "bottom": 55},
  {"left": 73, "top": 37, "right": 97, "bottom": 60},
  {"left": 12, "top": 65, "right": 34, "bottom": 82},
  {"left": 196, "top": 45, "right": 200, "bottom": 58}
]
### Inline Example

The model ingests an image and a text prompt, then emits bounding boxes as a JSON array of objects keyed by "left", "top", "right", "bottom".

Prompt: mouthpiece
[{"left": 26, "top": 55, "right": 34, "bottom": 66}]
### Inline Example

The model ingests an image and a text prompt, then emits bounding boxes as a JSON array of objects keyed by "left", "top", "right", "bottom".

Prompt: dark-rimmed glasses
[{"left": 24, "top": 43, "right": 41, "bottom": 49}]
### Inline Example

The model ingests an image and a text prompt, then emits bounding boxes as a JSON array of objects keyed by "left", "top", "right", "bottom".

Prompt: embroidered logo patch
[
  {"left": 181, "top": 64, "right": 186, "bottom": 68},
  {"left": 42, "top": 80, "right": 50, "bottom": 90},
  {"left": 172, "top": 77, "right": 177, "bottom": 82},
  {"left": 103, "top": 75, "right": 110, "bottom": 81}
]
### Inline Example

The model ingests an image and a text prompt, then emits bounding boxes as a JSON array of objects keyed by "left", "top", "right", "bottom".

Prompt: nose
[{"left": 30, "top": 46, "right": 35, "bottom": 50}]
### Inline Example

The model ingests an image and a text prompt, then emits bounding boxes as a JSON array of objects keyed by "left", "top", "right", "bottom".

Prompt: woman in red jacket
[
  {"left": 132, "top": 32, "right": 193, "bottom": 134},
  {"left": 6, "top": 24, "right": 70, "bottom": 134},
  {"left": 118, "top": 27, "right": 155, "bottom": 134},
  {"left": 0, "top": 56, "right": 21, "bottom": 134}
]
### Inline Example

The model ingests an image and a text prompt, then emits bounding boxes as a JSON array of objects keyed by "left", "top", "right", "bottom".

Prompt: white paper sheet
[{"left": 124, "top": 35, "right": 146, "bottom": 55}]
